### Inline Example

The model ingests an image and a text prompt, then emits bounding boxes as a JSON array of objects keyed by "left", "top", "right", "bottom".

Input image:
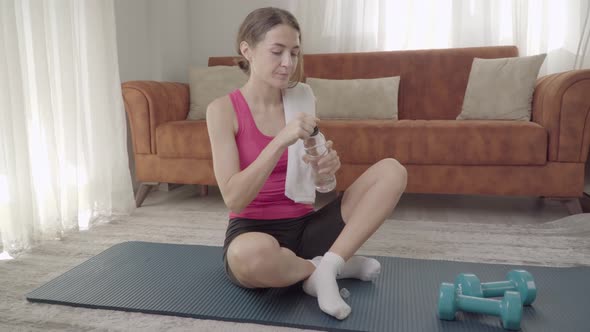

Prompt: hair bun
[{"left": 236, "top": 57, "right": 250, "bottom": 74}]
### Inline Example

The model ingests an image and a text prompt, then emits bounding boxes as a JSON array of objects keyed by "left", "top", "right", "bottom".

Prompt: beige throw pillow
[
  {"left": 187, "top": 66, "right": 248, "bottom": 120},
  {"left": 457, "top": 54, "right": 546, "bottom": 121},
  {"left": 306, "top": 76, "right": 400, "bottom": 120}
]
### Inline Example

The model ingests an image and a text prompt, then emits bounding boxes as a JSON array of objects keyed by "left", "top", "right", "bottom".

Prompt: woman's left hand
[{"left": 302, "top": 140, "right": 341, "bottom": 175}]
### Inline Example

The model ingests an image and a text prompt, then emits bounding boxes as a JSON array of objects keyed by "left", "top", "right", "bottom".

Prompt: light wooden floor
[{"left": 152, "top": 184, "right": 573, "bottom": 225}]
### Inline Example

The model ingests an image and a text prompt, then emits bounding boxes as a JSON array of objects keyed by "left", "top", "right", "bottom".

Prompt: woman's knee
[
  {"left": 377, "top": 158, "right": 408, "bottom": 190},
  {"left": 227, "top": 233, "right": 278, "bottom": 282}
]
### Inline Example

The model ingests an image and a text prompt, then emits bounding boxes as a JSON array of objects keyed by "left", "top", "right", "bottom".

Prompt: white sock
[
  {"left": 310, "top": 255, "right": 381, "bottom": 281},
  {"left": 338, "top": 256, "right": 381, "bottom": 281},
  {"left": 303, "top": 252, "right": 351, "bottom": 320}
]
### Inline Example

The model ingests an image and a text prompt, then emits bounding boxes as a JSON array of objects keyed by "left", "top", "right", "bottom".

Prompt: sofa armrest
[
  {"left": 122, "top": 81, "right": 189, "bottom": 154},
  {"left": 532, "top": 69, "right": 590, "bottom": 163}
]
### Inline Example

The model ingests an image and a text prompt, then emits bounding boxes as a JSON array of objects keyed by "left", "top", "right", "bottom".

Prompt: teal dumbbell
[
  {"left": 438, "top": 282, "right": 523, "bottom": 330},
  {"left": 455, "top": 270, "right": 536, "bottom": 305}
]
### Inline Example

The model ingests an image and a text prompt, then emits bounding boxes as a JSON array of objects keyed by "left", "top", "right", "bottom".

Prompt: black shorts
[{"left": 222, "top": 195, "right": 345, "bottom": 286}]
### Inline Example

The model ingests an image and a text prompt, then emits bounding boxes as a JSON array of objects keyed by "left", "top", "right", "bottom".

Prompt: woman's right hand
[{"left": 276, "top": 112, "right": 319, "bottom": 148}]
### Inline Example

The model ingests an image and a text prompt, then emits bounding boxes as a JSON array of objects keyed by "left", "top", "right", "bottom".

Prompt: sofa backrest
[{"left": 209, "top": 46, "right": 518, "bottom": 120}]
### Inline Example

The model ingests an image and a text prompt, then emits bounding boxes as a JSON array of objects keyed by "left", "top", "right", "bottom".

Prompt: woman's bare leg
[
  {"left": 332, "top": 158, "right": 407, "bottom": 259},
  {"left": 226, "top": 232, "right": 314, "bottom": 288},
  {"left": 303, "top": 158, "right": 407, "bottom": 320}
]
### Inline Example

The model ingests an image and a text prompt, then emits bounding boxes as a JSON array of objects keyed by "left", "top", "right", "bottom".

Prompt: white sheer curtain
[
  {"left": 290, "top": 0, "right": 590, "bottom": 75},
  {"left": 0, "top": 0, "right": 135, "bottom": 258}
]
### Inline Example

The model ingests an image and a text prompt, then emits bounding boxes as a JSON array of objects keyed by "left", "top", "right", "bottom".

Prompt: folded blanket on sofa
[{"left": 283, "top": 83, "right": 316, "bottom": 204}]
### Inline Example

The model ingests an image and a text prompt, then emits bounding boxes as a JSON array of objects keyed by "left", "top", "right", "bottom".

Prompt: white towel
[{"left": 283, "top": 83, "right": 316, "bottom": 204}]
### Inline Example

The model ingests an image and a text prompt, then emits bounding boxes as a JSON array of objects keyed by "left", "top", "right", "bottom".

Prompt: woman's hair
[{"left": 235, "top": 7, "right": 304, "bottom": 87}]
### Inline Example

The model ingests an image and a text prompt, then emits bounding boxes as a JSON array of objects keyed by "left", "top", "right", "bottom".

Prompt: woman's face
[{"left": 243, "top": 24, "right": 300, "bottom": 89}]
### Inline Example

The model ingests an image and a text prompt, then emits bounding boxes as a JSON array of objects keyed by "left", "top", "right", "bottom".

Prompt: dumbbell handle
[
  {"left": 481, "top": 281, "right": 516, "bottom": 297},
  {"left": 456, "top": 294, "right": 501, "bottom": 316}
]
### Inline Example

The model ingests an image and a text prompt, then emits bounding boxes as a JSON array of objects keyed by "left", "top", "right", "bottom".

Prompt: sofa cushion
[
  {"left": 156, "top": 119, "right": 547, "bottom": 166},
  {"left": 322, "top": 120, "right": 547, "bottom": 166},
  {"left": 156, "top": 121, "right": 212, "bottom": 159},
  {"left": 457, "top": 54, "right": 546, "bottom": 121},
  {"left": 306, "top": 76, "right": 400, "bottom": 119},
  {"left": 187, "top": 66, "right": 247, "bottom": 120}
]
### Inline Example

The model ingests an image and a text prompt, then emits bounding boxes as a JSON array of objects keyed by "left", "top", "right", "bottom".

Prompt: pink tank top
[{"left": 228, "top": 89, "right": 314, "bottom": 220}]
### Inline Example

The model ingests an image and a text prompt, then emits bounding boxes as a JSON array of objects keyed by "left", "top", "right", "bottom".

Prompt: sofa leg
[
  {"left": 564, "top": 199, "right": 583, "bottom": 215},
  {"left": 544, "top": 197, "right": 584, "bottom": 215},
  {"left": 135, "top": 182, "right": 158, "bottom": 207},
  {"left": 200, "top": 185, "right": 209, "bottom": 196},
  {"left": 580, "top": 193, "right": 590, "bottom": 213}
]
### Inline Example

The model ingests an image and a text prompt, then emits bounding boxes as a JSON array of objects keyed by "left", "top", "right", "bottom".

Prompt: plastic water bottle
[{"left": 304, "top": 127, "right": 337, "bottom": 193}]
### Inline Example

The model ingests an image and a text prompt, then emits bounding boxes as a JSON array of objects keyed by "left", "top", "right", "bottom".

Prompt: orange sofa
[{"left": 122, "top": 46, "right": 590, "bottom": 213}]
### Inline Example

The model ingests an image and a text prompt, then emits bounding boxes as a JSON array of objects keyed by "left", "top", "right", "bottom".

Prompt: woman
[{"left": 206, "top": 7, "right": 407, "bottom": 320}]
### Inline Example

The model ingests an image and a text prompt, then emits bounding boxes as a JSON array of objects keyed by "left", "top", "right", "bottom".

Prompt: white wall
[
  {"left": 188, "top": 0, "right": 294, "bottom": 69},
  {"left": 115, "top": 0, "right": 293, "bottom": 83},
  {"left": 114, "top": 0, "right": 191, "bottom": 83}
]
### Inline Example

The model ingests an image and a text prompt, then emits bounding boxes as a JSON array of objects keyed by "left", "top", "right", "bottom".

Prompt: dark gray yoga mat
[{"left": 26, "top": 241, "right": 589, "bottom": 332}]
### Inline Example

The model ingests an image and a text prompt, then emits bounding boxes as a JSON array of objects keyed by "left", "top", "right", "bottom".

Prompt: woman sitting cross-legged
[{"left": 206, "top": 7, "right": 407, "bottom": 320}]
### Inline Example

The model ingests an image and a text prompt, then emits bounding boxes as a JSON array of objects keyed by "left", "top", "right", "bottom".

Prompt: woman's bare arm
[{"left": 206, "top": 96, "right": 317, "bottom": 213}]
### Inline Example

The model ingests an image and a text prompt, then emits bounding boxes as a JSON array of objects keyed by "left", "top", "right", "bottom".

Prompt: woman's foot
[
  {"left": 310, "top": 255, "right": 381, "bottom": 281},
  {"left": 303, "top": 252, "right": 351, "bottom": 320}
]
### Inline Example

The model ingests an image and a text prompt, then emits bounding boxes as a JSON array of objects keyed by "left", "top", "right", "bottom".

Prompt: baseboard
[{"left": 158, "top": 183, "right": 183, "bottom": 192}]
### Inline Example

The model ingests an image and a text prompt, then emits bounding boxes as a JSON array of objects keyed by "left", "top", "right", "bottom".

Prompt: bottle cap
[{"left": 311, "top": 126, "right": 319, "bottom": 136}]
